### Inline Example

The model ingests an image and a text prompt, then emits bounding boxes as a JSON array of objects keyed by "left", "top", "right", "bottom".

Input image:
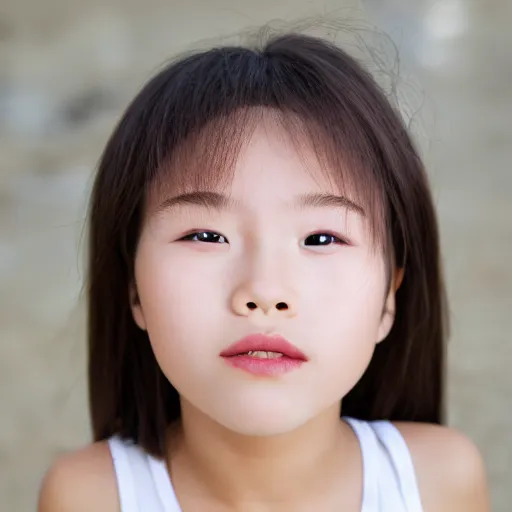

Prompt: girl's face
[{"left": 132, "top": 121, "right": 397, "bottom": 435}]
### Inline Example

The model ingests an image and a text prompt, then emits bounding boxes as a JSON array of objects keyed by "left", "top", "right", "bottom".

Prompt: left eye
[
  {"left": 180, "top": 231, "right": 228, "bottom": 243},
  {"left": 304, "top": 233, "right": 345, "bottom": 246}
]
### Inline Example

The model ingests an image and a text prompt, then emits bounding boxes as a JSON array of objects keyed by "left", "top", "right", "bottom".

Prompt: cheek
[
  {"left": 134, "top": 243, "right": 228, "bottom": 378},
  {"left": 301, "top": 250, "right": 386, "bottom": 330},
  {"left": 298, "top": 251, "right": 386, "bottom": 393}
]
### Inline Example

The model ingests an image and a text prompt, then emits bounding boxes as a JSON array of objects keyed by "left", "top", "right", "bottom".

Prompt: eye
[
  {"left": 180, "top": 231, "right": 228, "bottom": 244},
  {"left": 304, "top": 233, "right": 347, "bottom": 246}
]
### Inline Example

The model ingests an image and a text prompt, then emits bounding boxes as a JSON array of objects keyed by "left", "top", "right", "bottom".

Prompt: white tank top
[{"left": 108, "top": 417, "right": 423, "bottom": 512}]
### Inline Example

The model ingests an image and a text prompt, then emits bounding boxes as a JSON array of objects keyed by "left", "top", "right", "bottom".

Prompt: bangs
[{"left": 130, "top": 35, "right": 408, "bottom": 250}]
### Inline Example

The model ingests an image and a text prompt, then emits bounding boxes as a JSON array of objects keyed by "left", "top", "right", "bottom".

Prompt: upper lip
[{"left": 220, "top": 334, "right": 308, "bottom": 360}]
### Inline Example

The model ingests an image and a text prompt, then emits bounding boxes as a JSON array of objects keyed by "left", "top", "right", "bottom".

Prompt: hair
[{"left": 87, "top": 31, "right": 448, "bottom": 457}]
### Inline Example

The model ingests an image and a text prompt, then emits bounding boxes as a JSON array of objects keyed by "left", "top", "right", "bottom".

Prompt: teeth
[{"left": 247, "top": 351, "right": 283, "bottom": 359}]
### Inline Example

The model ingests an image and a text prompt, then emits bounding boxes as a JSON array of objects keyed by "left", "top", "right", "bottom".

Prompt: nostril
[
  {"left": 275, "top": 302, "right": 288, "bottom": 311},
  {"left": 247, "top": 302, "right": 258, "bottom": 310}
]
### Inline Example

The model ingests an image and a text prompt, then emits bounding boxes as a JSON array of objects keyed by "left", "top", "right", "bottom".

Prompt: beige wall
[{"left": 0, "top": 0, "right": 510, "bottom": 510}]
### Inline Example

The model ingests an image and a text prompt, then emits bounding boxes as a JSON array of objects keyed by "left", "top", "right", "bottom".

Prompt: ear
[
  {"left": 129, "top": 282, "right": 147, "bottom": 331},
  {"left": 376, "top": 268, "right": 404, "bottom": 344}
]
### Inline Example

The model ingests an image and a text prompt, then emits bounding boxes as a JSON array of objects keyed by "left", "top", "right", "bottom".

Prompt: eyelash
[
  {"left": 180, "top": 231, "right": 229, "bottom": 244},
  {"left": 179, "top": 231, "right": 349, "bottom": 246},
  {"left": 305, "top": 232, "right": 348, "bottom": 246}
]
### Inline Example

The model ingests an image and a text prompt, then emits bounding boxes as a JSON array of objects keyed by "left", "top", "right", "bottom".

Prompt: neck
[{"left": 167, "top": 401, "right": 360, "bottom": 508}]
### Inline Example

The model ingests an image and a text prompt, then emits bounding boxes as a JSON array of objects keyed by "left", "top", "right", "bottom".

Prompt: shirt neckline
[{"left": 147, "top": 418, "right": 373, "bottom": 512}]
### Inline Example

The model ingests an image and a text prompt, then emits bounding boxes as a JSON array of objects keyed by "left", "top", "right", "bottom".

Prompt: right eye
[{"left": 180, "top": 231, "right": 228, "bottom": 244}]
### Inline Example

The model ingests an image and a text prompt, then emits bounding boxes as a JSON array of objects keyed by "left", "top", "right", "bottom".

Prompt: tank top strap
[
  {"left": 147, "top": 451, "right": 182, "bottom": 512},
  {"left": 344, "top": 417, "right": 424, "bottom": 512},
  {"left": 108, "top": 436, "right": 139, "bottom": 512},
  {"left": 108, "top": 436, "right": 180, "bottom": 512},
  {"left": 344, "top": 417, "right": 381, "bottom": 512},
  {"left": 370, "top": 421, "right": 424, "bottom": 512}
]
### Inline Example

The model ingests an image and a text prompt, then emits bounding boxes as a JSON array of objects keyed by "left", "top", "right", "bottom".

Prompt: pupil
[
  {"left": 309, "top": 234, "right": 331, "bottom": 245},
  {"left": 202, "top": 232, "right": 219, "bottom": 242}
]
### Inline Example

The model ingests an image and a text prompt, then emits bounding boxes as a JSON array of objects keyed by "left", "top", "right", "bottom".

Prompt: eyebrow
[
  {"left": 296, "top": 192, "right": 365, "bottom": 216},
  {"left": 155, "top": 191, "right": 238, "bottom": 214},
  {"left": 155, "top": 191, "right": 364, "bottom": 216}
]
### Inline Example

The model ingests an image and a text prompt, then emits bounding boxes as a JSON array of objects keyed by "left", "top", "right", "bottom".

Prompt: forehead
[
  {"left": 147, "top": 113, "right": 355, "bottom": 211},
  {"left": 228, "top": 122, "right": 342, "bottom": 202}
]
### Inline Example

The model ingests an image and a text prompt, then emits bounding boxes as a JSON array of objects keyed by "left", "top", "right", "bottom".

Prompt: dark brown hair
[{"left": 88, "top": 32, "right": 447, "bottom": 456}]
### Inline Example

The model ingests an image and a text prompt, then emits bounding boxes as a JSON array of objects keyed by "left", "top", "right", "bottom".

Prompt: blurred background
[{"left": 0, "top": 0, "right": 510, "bottom": 510}]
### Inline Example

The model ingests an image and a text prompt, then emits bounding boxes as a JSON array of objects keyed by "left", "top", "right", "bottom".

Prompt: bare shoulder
[
  {"left": 393, "top": 422, "right": 490, "bottom": 512},
  {"left": 38, "top": 441, "right": 119, "bottom": 512}
]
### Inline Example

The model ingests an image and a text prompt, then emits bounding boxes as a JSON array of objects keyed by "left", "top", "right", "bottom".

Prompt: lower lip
[{"left": 222, "top": 355, "right": 305, "bottom": 376}]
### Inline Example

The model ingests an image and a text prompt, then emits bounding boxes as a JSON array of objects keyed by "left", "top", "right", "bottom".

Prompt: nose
[{"left": 231, "top": 282, "right": 298, "bottom": 318}]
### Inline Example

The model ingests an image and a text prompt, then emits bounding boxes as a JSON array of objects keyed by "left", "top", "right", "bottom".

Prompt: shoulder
[
  {"left": 38, "top": 440, "right": 119, "bottom": 512},
  {"left": 393, "top": 422, "right": 490, "bottom": 512}
]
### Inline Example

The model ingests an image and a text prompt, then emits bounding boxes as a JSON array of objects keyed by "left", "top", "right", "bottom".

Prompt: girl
[{"left": 39, "top": 32, "right": 489, "bottom": 511}]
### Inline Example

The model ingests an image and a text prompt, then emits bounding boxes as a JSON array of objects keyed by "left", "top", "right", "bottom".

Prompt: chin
[
  {"left": 210, "top": 396, "right": 315, "bottom": 437},
  {"left": 179, "top": 378, "right": 342, "bottom": 438}
]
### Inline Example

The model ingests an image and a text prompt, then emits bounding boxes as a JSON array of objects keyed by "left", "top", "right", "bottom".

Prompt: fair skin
[{"left": 39, "top": 120, "right": 489, "bottom": 511}]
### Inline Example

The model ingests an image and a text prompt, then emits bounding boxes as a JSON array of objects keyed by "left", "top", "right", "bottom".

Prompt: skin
[{"left": 39, "top": 120, "right": 490, "bottom": 511}]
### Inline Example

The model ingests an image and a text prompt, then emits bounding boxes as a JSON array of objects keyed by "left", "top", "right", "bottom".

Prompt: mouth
[{"left": 220, "top": 334, "right": 308, "bottom": 376}]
